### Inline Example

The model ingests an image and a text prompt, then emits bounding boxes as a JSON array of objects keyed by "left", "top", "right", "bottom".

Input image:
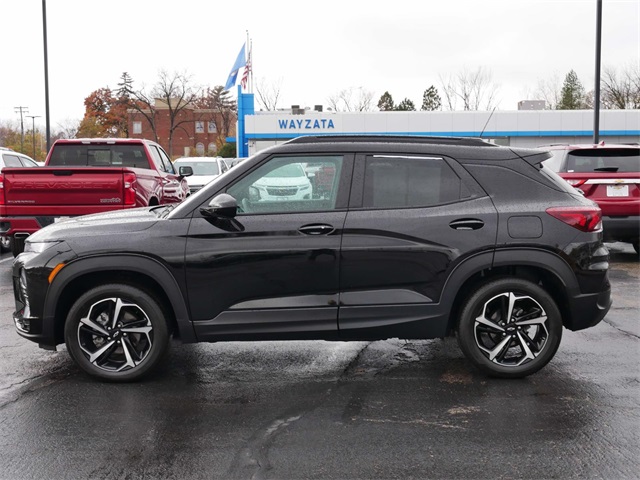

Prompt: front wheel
[
  {"left": 64, "top": 284, "right": 170, "bottom": 382},
  {"left": 456, "top": 278, "right": 563, "bottom": 379}
]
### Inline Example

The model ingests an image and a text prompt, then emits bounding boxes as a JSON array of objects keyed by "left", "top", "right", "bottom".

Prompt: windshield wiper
[{"left": 594, "top": 167, "right": 619, "bottom": 172}]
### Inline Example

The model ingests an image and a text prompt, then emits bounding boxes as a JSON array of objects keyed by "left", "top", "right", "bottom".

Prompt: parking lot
[{"left": 0, "top": 243, "right": 638, "bottom": 479}]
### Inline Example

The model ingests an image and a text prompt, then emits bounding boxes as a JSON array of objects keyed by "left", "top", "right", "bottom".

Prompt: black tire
[
  {"left": 10, "top": 237, "right": 25, "bottom": 257},
  {"left": 456, "top": 278, "right": 563, "bottom": 379},
  {"left": 64, "top": 284, "right": 170, "bottom": 382},
  {"left": 632, "top": 241, "right": 639, "bottom": 255}
]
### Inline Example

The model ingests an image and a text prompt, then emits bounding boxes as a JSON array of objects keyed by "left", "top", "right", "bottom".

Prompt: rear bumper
[
  {"left": 0, "top": 217, "right": 43, "bottom": 237},
  {"left": 565, "top": 275, "right": 612, "bottom": 331},
  {"left": 602, "top": 215, "right": 640, "bottom": 242}
]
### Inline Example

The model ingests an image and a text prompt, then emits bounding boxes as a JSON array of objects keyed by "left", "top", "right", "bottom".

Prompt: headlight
[{"left": 24, "top": 241, "right": 61, "bottom": 253}]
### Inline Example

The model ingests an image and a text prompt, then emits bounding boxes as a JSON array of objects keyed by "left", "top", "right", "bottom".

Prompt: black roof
[{"left": 286, "top": 135, "right": 496, "bottom": 148}]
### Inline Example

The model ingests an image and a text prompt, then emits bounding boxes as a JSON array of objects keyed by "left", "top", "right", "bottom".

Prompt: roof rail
[{"left": 285, "top": 135, "right": 496, "bottom": 147}]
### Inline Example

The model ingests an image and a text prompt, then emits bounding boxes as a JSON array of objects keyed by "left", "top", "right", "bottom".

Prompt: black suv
[{"left": 12, "top": 136, "right": 612, "bottom": 381}]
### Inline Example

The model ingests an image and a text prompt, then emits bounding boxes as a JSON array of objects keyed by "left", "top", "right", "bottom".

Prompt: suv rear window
[
  {"left": 48, "top": 144, "right": 151, "bottom": 169},
  {"left": 566, "top": 149, "right": 640, "bottom": 173}
]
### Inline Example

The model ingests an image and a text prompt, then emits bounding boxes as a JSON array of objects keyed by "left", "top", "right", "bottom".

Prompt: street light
[
  {"left": 26, "top": 115, "right": 41, "bottom": 160},
  {"left": 593, "top": 0, "right": 603, "bottom": 143}
]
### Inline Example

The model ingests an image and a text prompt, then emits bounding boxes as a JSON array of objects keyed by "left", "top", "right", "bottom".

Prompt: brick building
[{"left": 128, "top": 98, "right": 236, "bottom": 159}]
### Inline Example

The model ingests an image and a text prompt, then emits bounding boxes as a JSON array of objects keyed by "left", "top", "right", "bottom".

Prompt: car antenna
[{"left": 479, "top": 106, "right": 497, "bottom": 138}]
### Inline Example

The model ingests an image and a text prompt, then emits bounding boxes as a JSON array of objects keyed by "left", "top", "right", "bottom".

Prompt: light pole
[
  {"left": 593, "top": 0, "right": 602, "bottom": 143},
  {"left": 14, "top": 106, "right": 28, "bottom": 153},
  {"left": 26, "top": 115, "right": 41, "bottom": 160},
  {"left": 42, "top": 0, "right": 51, "bottom": 152}
]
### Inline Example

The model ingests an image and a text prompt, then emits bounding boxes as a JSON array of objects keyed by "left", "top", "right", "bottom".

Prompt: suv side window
[
  {"left": 227, "top": 155, "right": 344, "bottom": 214},
  {"left": 2, "top": 154, "right": 23, "bottom": 167},
  {"left": 362, "top": 155, "right": 462, "bottom": 208},
  {"left": 157, "top": 147, "right": 176, "bottom": 174}
]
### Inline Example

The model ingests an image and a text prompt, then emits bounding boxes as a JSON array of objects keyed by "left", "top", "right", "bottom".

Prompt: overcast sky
[{"left": 0, "top": 0, "right": 638, "bottom": 130}]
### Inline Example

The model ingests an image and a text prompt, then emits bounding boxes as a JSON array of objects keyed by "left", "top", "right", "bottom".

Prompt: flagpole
[
  {"left": 245, "top": 30, "right": 250, "bottom": 93},
  {"left": 249, "top": 38, "right": 253, "bottom": 94}
]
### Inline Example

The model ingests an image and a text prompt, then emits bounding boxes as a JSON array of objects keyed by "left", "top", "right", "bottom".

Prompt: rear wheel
[
  {"left": 457, "top": 278, "right": 563, "bottom": 379},
  {"left": 64, "top": 284, "right": 170, "bottom": 382}
]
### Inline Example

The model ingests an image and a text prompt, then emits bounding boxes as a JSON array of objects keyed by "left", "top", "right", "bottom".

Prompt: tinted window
[
  {"left": 565, "top": 149, "right": 640, "bottom": 173},
  {"left": 362, "top": 156, "right": 461, "bottom": 208},
  {"left": 156, "top": 147, "right": 175, "bottom": 174},
  {"left": 48, "top": 144, "right": 149, "bottom": 167},
  {"left": 227, "top": 155, "right": 343, "bottom": 214}
]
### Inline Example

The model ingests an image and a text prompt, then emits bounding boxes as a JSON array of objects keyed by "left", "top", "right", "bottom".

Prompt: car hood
[
  {"left": 26, "top": 206, "right": 162, "bottom": 243},
  {"left": 186, "top": 175, "right": 219, "bottom": 186}
]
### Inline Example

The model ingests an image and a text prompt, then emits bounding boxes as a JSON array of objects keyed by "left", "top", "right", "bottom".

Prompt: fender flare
[
  {"left": 43, "top": 254, "right": 195, "bottom": 343},
  {"left": 439, "top": 247, "right": 578, "bottom": 321}
]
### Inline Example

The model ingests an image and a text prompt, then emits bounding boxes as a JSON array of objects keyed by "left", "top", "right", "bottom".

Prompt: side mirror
[
  {"left": 179, "top": 166, "right": 193, "bottom": 177},
  {"left": 200, "top": 193, "right": 237, "bottom": 219}
]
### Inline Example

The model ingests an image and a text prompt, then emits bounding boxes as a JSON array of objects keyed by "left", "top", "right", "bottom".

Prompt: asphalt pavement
[{"left": 0, "top": 243, "right": 638, "bottom": 480}]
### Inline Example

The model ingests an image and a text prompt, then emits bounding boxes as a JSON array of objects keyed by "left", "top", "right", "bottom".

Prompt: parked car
[
  {"left": 0, "top": 150, "right": 40, "bottom": 252},
  {"left": 13, "top": 135, "right": 611, "bottom": 382},
  {"left": 0, "top": 138, "right": 192, "bottom": 256},
  {"left": 248, "top": 162, "right": 313, "bottom": 203},
  {"left": 542, "top": 142, "right": 640, "bottom": 253},
  {"left": 173, "top": 156, "right": 229, "bottom": 194}
]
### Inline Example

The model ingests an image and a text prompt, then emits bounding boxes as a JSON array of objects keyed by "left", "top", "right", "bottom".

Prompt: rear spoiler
[{"left": 510, "top": 149, "right": 552, "bottom": 167}]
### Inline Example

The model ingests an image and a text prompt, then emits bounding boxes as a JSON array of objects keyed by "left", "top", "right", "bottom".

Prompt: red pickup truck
[
  {"left": 542, "top": 142, "right": 640, "bottom": 253},
  {"left": 0, "top": 138, "right": 191, "bottom": 256}
]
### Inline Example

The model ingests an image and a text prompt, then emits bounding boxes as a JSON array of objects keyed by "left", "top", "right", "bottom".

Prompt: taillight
[
  {"left": 546, "top": 206, "right": 602, "bottom": 232},
  {"left": 566, "top": 179, "right": 586, "bottom": 187},
  {"left": 0, "top": 173, "right": 4, "bottom": 205},
  {"left": 123, "top": 173, "right": 137, "bottom": 206}
]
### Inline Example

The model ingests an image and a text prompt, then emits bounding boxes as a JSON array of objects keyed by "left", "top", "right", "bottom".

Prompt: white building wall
[{"left": 244, "top": 110, "right": 640, "bottom": 155}]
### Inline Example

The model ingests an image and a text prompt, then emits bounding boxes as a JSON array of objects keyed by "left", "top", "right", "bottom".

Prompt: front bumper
[{"left": 12, "top": 243, "right": 76, "bottom": 348}]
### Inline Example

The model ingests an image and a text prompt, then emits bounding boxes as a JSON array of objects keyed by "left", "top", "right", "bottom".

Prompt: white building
[{"left": 234, "top": 91, "right": 640, "bottom": 156}]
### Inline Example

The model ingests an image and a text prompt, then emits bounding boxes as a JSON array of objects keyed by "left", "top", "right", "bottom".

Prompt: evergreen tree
[
  {"left": 395, "top": 98, "right": 416, "bottom": 111},
  {"left": 377, "top": 91, "right": 395, "bottom": 111},
  {"left": 421, "top": 85, "right": 442, "bottom": 111},
  {"left": 558, "top": 70, "right": 586, "bottom": 110}
]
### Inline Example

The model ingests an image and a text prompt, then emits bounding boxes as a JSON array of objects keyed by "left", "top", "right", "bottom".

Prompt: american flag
[{"left": 241, "top": 46, "right": 252, "bottom": 89}]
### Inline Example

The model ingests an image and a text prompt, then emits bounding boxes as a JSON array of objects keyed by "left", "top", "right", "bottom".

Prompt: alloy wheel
[
  {"left": 473, "top": 291, "right": 549, "bottom": 367},
  {"left": 77, "top": 297, "right": 154, "bottom": 372}
]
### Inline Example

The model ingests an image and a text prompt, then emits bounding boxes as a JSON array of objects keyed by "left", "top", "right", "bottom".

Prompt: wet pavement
[{"left": 0, "top": 243, "right": 638, "bottom": 479}]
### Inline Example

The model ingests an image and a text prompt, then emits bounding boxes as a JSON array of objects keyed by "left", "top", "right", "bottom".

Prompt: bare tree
[
  {"left": 254, "top": 77, "right": 283, "bottom": 111},
  {"left": 125, "top": 70, "right": 201, "bottom": 157},
  {"left": 534, "top": 72, "right": 563, "bottom": 110},
  {"left": 197, "top": 86, "right": 237, "bottom": 150},
  {"left": 601, "top": 65, "right": 640, "bottom": 109},
  {"left": 327, "top": 87, "right": 374, "bottom": 112},
  {"left": 439, "top": 67, "right": 499, "bottom": 111},
  {"left": 54, "top": 118, "right": 80, "bottom": 139}
]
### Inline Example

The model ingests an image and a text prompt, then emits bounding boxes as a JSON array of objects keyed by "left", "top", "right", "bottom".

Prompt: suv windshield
[{"left": 566, "top": 149, "right": 640, "bottom": 173}]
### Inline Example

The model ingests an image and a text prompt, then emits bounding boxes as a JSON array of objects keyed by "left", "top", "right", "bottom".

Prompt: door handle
[
  {"left": 298, "top": 224, "right": 335, "bottom": 235},
  {"left": 449, "top": 218, "right": 485, "bottom": 230}
]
